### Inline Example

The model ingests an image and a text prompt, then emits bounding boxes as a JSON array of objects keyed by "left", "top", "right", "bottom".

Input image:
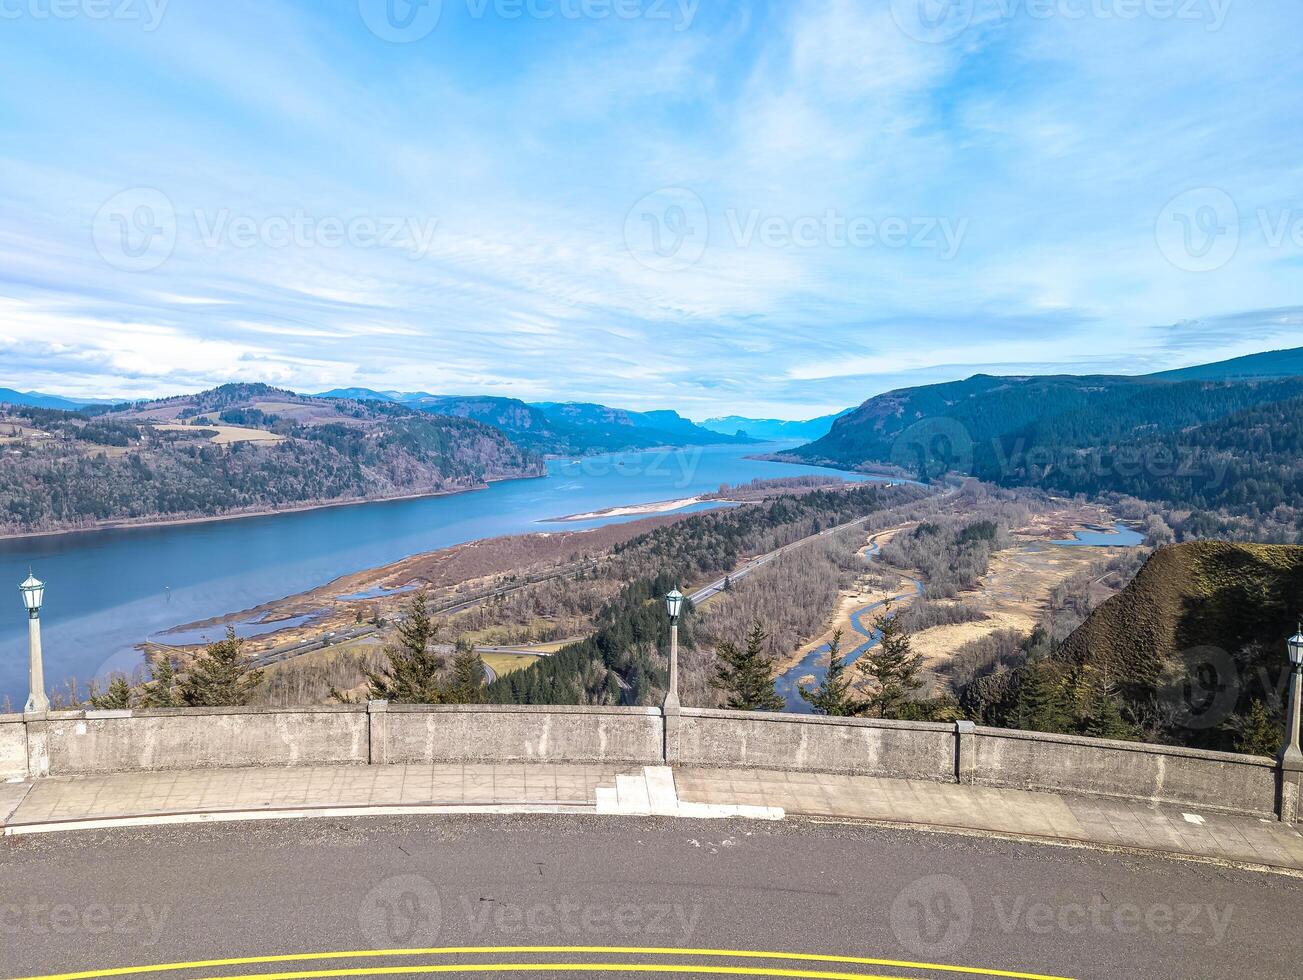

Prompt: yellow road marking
[
  {"left": 191, "top": 967, "right": 974, "bottom": 980},
  {"left": 6, "top": 946, "right": 1075, "bottom": 980}
]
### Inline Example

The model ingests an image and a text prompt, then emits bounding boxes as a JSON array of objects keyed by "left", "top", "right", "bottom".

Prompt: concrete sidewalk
[{"left": 3, "top": 763, "right": 1301, "bottom": 872}]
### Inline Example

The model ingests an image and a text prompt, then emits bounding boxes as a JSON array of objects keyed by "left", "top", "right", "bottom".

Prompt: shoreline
[
  {"left": 0, "top": 472, "right": 547, "bottom": 544},
  {"left": 542, "top": 495, "right": 718, "bottom": 523}
]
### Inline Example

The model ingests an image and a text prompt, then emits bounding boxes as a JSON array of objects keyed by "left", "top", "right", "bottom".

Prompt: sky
[{"left": 1, "top": 0, "right": 1302, "bottom": 421}]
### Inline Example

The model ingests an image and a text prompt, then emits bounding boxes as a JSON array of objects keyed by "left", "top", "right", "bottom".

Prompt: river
[{"left": 0, "top": 442, "right": 871, "bottom": 704}]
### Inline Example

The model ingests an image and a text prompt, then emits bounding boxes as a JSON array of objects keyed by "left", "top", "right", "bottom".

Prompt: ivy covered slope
[
  {"left": 960, "top": 541, "right": 1303, "bottom": 753},
  {"left": 0, "top": 383, "right": 545, "bottom": 535}
]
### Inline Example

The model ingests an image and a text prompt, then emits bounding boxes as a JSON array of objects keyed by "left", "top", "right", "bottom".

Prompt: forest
[{"left": 0, "top": 384, "right": 544, "bottom": 535}]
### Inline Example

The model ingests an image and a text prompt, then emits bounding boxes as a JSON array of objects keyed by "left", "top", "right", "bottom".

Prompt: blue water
[
  {"left": 1052, "top": 522, "right": 1145, "bottom": 547},
  {"left": 773, "top": 540, "right": 923, "bottom": 714},
  {"left": 0, "top": 442, "right": 872, "bottom": 703}
]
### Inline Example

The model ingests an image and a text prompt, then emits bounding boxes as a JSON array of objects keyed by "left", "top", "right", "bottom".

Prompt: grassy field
[
  {"left": 480, "top": 652, "right": 544, "bottom": 677},
  {"left": 154, "top": 422, "right": 285, "bottom": 445}
]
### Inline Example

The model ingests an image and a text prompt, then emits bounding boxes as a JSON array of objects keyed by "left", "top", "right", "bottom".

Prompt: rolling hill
[
  {"left": 1148, "top": 346, "right": 1303, "bottom": 382},
  {"left": 0, "top": 384, "right": 543, "bottom": 536}
]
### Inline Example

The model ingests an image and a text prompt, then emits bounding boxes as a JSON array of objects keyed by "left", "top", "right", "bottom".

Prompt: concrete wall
[
  {"left": 679, "top": 708, "right": 957, "bottom": 782},
  {"left": 7, "top": 705, "right": 1291, "bottom": 819},
  {"left": 971, "top": 726, "right": 1279, "bottom": 818},
  {"left": 0, "top": 714, "right": 26, "bottom": 780},
  {"left": 42, "top": 706, "right": 368, "bottom": 774},
  {"left": 378, "top": 704, "right": 664, "bottom": 765}
]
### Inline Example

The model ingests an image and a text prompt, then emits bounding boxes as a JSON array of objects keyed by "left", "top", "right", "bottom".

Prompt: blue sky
[{"left": 1, "top": 0, "right": 1301, "bottom": 419}]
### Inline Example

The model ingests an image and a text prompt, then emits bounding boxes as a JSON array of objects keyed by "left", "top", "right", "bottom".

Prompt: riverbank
[{"left": 0, "top": 473, "right": 546, "bottom": 543}]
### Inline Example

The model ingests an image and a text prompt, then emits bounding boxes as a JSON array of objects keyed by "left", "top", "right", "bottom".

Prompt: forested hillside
[
  {"left": 791, "top": 371, "right": 1303, "bottom": 525},
  {"left": 0, "top": 384, "right": 543, "bottom": 535}
]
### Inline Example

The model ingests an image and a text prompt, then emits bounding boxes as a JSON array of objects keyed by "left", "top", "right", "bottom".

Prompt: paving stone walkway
[{"left": 4, "top": 764, "right": 1301, "bottom": 872}]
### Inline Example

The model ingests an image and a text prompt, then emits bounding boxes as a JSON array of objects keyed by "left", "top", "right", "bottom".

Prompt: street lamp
[
  {"left": 1283, "top": 626, "right": 1303, "bottom": 766},
  {"left": 664, "top": 589, "right": 684, "bottom": 711},
  {"left": 19, "top": 571, "right": 49, "bottom": 714}
]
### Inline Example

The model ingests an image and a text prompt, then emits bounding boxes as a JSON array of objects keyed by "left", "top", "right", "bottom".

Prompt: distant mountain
[
  {"left": 788, "top": 361, "right": 1303, "bottom": 515},
  {"left": 960, "top": 541, "right": 1303, "bottom": 753},
  {"left": 1148, "top": 346, "right": 1303, "bottom": 382},
  {"left": 0, "top": 388, "right": 106, "bottom": 411},
  {"left": 531, "top": 402, "right": 753, "bottom": 453},
  {"left": 700, "top": 410, "right": 851, "bottom": 442},
  {"left": 313, "top": 387, "right": 404, "bottom": 402},
  {"left": 0, "top": 383, "right": 543, "bottom": 536}
]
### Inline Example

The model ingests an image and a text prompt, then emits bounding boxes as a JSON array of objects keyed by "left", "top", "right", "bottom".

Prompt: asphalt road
[{"left": 1, "top": 815, "right": 1298, "bottom": 980}]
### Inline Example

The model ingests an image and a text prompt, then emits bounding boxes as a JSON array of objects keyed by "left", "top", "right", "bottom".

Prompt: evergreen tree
[
  {"left": 140, "top": 655, "right": 182, "bottom": 708},
  {"left": 446, "top": 637, "right": 486, "bottom": 704},
  {"left": 367, "top": 592, "right": 445, "bottom": 703},
  {"left": 181, "top": 628, "right": 264, "bottom": 707},
  {"left": 1014, "top": 660, "right": 1071, "bottom": 733},
  {"left": 713, "top": 622, "right": 784, "bottom": 711},
  {"left": 857, "top": 603, "right": 924, "bottom": 719},
  {"left": 88, "top": 675, "right": 134, "bottom": 710},
  {"left": 799, "top": 630, "right": 863, "bottom": 716},
  {"left": 1081, "top": 670, "right": 1134, "bottom": 740},
  {"left": 1233, "top": 699, "right": 1281, "bottom": 757}
]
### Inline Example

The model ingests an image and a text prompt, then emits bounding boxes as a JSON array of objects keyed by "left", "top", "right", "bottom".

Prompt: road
[
  {"left": 688, "top": 515, "right": 874, "bottom": 606},
  {"left": 0, "top": 815, "right": 1297, "bottom": 980}
]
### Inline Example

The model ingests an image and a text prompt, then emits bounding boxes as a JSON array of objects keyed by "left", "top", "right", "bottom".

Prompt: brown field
[{"left": 153, "top": 423, "right": 284, "bottom": 445}]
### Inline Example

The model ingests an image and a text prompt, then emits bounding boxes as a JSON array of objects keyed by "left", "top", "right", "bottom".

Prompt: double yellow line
[{"left": 8, "top": 945, "right": 1075, "bottom": 980}]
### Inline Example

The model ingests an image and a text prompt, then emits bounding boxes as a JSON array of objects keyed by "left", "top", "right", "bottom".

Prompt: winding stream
[{"left": 773, "top": 536, "right": 923, "bottom": 714}]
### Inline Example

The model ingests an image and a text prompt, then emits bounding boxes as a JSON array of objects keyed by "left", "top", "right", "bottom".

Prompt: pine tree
[
  {"left": 857, "top": 603, "right": 924, "bottom": 719},
  {"left": 140, "top": 655, "right": 182, "bottom": 708},
  {"left": 180, "top": 628, "right": 264, "bottom": 707},
  {"left": 1233, "top": 699, "right": 1281, "bottom": 757},
  {"left": 1014, "top": 660, "right": 1071, "bottom": 733},
  {"left": 1082, "top": 670, "right": 1134, "bottom": 740},
  {"left": 446, "top": 637, "right": 486, "bottom": 705},
  {"left": 88, "top": 675, "right": 134, "bottom": 710},
  {"left": 367, "top": 592, "right": 445, "bottom": 703},
  {"left": 713, "top": 622, "right": 784, "bottom": 711},
  {"left": 799, "top": 630, "right": 863, "bottom": 716}
]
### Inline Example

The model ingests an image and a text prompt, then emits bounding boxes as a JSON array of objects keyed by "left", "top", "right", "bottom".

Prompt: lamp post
[
  {"left": 19, "top": 571, "right": 49, "bottom": 715},
  {"left": 1281, "top": 627, "right": 1303, "bottom": 767},
  {"left": 664, "top": 588, "right": 684, "bottom": 711}
]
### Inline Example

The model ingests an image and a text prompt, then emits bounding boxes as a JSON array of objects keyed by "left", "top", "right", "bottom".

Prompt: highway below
[{"left": 1, "top": 815, "right": 1297, "bottom": 980}]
